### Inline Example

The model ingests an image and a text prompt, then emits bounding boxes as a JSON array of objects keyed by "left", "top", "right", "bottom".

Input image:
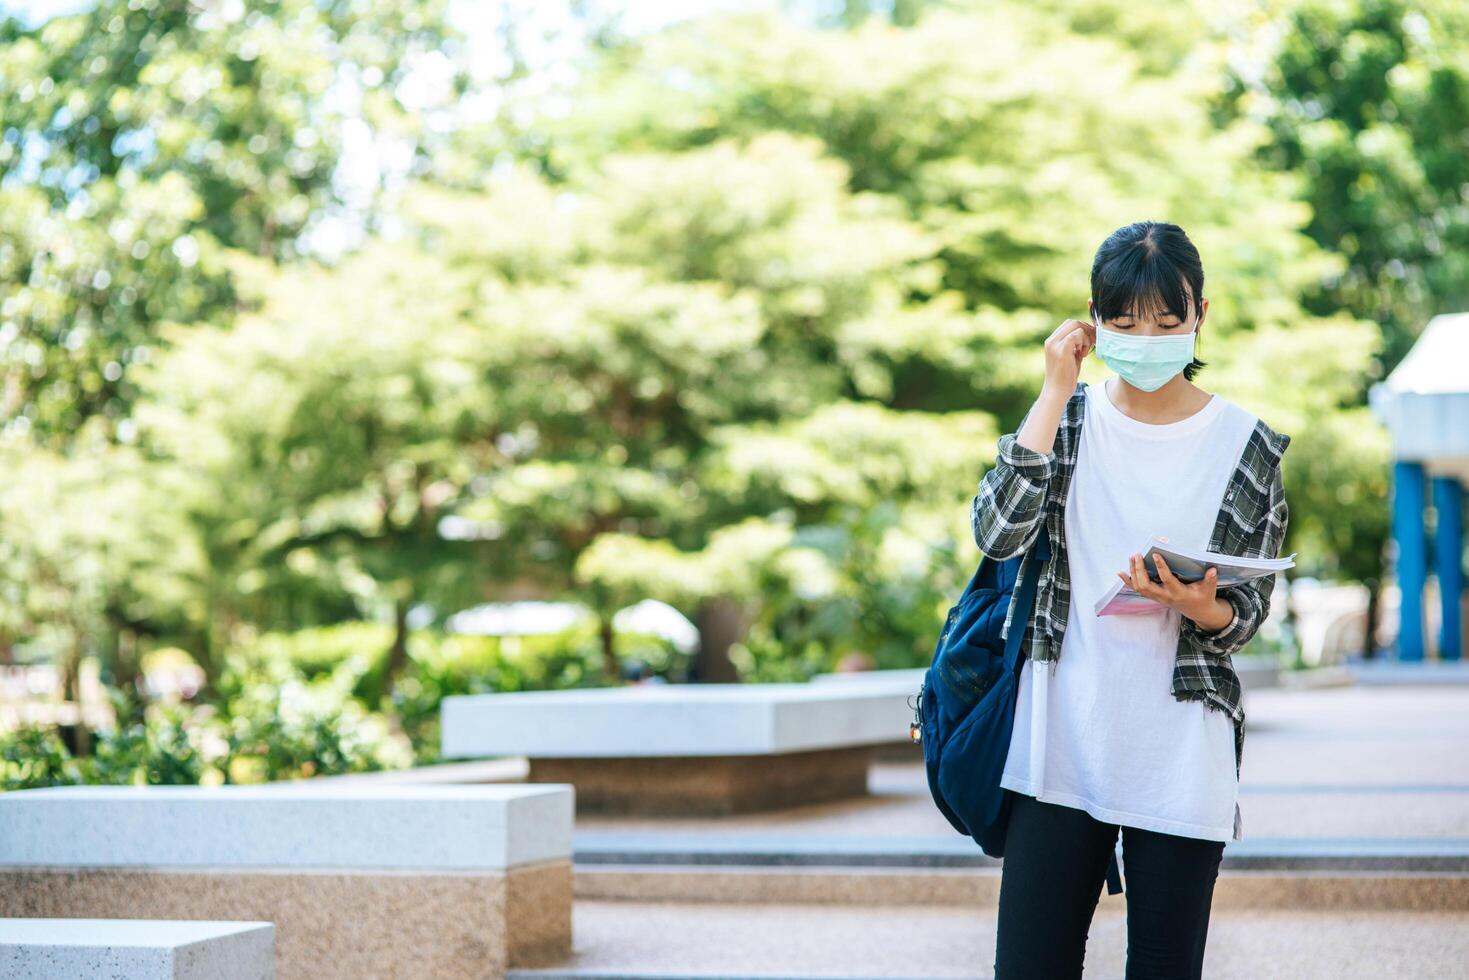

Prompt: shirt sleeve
[
  {"left": 970, "top": 401, "right": 1059, "bottom": 561},
  {"left": 1181, "top": 459, "right": 1290, "bottom": 659}
]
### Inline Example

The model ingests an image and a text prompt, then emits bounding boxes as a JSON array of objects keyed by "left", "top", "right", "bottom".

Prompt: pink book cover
[{"left": 1094, "top": 588, "right": 1167, "bottom": 617}]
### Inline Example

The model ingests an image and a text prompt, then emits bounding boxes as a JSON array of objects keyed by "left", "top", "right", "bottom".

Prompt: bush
[
  {"left": 1, "top": 688, "right": 209, "bottom": 790},
  {"left": 1, "top": 725, "right": 87, "bottom": 790},
  {"left": 389, "top": 626, "right": 614, "bottom": 763},
  {"left": 0, "top": 620, "right": 674, "bottom": 789},
  {"left": 217, "top": 621, "right": 622, "bottom": 765},
  {"left": 1, "top": 662, "right": 413, "bottom": 790},
  {"left": 215, "top": 646, "right": 414, "bottom": 782}
]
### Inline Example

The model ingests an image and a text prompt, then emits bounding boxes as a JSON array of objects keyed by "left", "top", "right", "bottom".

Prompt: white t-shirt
[{"left": 999, "top": 379, "right": 1258, "bottom": 841}]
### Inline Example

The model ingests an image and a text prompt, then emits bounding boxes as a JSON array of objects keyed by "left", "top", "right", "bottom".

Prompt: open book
[{"left": 1093, "top": 535, "right": 1297, "bottom": 617}]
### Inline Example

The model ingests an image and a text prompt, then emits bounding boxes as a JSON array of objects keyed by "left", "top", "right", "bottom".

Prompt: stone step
[
  {"left": 1345, "top": 657, "right": 1469, "bottom": 685},
  {"left": 568, "top": 832, "right": 1469, "bottom": 910},
  {"left": 0, "top": 919, "right": 275, "bottom": 980},
  {"left": 573, "top": 830, "right": 1469, "bottom": 871},
  {"left": 505, "top": 899, "right": 1469, "bottom": 980},
  {"left": 573, "top": 862, "right": 1469, "bottom": 912}
]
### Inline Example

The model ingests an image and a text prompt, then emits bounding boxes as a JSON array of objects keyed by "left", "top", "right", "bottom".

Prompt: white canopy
[
  {"left": 1379, "top": 312, "right": 1469, "bottom": 394},
  {"left": 1369, "top": 311, "right": 1469, "bottom": 479}
]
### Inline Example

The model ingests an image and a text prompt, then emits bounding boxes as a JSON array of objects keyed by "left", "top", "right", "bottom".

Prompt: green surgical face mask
[{"left": 1091, "top": 310, "right": 1197, "bottom": 392}]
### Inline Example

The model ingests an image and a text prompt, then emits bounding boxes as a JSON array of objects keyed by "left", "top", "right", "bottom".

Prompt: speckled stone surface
[
  {"left": 571, "top": 864, "right": 1469, "bottom": 910},
  {"left": 0, "top": 860, "right": 570, "bottom": 980},
  {"left": 0, "top": 783, "right": 572, "bottom": 871},
  {"left": 529, "top": 747, "right": 875, "bottom": 815},
  {"left": 0, "top": 919, "right": 274, "bottom": 980}
]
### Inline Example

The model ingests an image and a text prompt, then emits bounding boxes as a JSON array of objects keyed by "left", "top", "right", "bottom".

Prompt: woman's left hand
[{"left": 1118, "top": 553, "right": 1218, "bottom": 621}]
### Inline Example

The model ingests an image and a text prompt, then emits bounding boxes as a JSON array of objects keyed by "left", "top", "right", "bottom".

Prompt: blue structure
[{"left": 1369, "top": 313, "right": 1469, "bottom": 661}]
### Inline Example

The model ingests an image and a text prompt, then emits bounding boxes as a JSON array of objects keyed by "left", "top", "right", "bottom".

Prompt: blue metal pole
[
  {"left": 1393, "top": 461, "right": 1428, "bottom": 661},
  {"left": 1432, "top": 475, "right": 1464, "bottom": 661}
]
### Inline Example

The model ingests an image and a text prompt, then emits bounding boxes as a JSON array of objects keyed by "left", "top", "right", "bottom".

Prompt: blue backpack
[{"left": 912, "top": 530, "right": 1124, "bottom": 896}]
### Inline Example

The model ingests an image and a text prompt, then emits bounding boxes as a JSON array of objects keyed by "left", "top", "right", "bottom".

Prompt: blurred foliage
[
  {"left": 0, "top": 618, "right": 681, "bottom": 788},
  {"left": 213, "top": 649, "right": 413, "bottom": 782},
  {"left": 494, "top": 0, "right": 1384, "bottom": 585},
  {"left": 0, "top": 0, "right": 466, "bottom": 441},
  {"left": 1222, "top": 0, "right": 1469, "bottom": 379},
  {"left": 733, "top": 499, "right": 959, "bottom": 681},
  {"left": 0, "top": 0, "right": 1460, "bottom": 781},
  {"left": 125, "top": 127, "right": 1006, "bottom": 688},
  {"left": 1, "top": 723, "right": 88, "bottom": 789},
  {"left": 1, "top": 651, "right": 413, "bottom": 790},
  {"left": 233, "top": 621, "right": 636, "bottom": 761}
]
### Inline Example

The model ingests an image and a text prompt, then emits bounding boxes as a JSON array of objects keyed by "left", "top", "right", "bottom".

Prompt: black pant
[{"left": 993, "top": 789, "right": 1225, "bottom": 979}]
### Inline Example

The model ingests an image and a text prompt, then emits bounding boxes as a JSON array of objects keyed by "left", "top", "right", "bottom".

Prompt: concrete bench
[
  {"left": 1232, "top": 652, "right": 1283, "bottom": 691},
  {"left": 0, "top": 784, "right": 572, "bottom": 979},
  {"left": 808, "top": 667, "right": 933, "bottom": 761},
  {"left": 0, "top": 918, "right": 274, "bottom": 979},
  {"left": 440, "top": 683, "right": 913, "bottom": 815}
]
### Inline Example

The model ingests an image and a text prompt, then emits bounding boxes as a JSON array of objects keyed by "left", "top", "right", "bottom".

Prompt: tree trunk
[
  {"left": 60, "top": 636, "right": 91, "bottom": 757},
  {"left": 195, "top": 604, "right": 230, "bottom": 703},
  {"left": 599, "top": 615, "right": 619, "bottom": 683},
  {"left": 1363, "top": 577, "right": 1381, "bottom": 659},
  {"left": 1282, "top": 571, "right": 1302, "bottom": 666},
  {"left": 384, "top": 597, "right": 410, "bottom": 695},
  {"left": 692, "top": 597, "right": 747, "bottom": 684},
  {"left": 105, "top": 627, "right": 147, "bottom": 728}
]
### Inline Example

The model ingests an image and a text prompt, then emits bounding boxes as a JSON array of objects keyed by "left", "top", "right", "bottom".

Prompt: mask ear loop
[{"left": 1189, "top": 301, "right": 1203, "bottom": 367}]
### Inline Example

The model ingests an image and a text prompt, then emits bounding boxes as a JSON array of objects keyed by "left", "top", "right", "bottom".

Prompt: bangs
[{"left": 1093, "top": 249, "right": 1195, "bottom": 323}]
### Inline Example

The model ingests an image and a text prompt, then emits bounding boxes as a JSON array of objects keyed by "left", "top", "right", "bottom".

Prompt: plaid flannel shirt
[{"left": 970, "top": 379, "right": 1291, "bottom": 840}]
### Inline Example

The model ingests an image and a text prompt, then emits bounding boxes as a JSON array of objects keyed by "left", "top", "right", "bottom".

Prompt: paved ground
[
  {"left": 574, "top": 683, "right": 1469, "bottom": 842},
  {"left": 531, "top": 681, "right": 1469, "bottom": 978},
  {"left": 508, "top": 901, "right": 1469, "bottom": 979}
]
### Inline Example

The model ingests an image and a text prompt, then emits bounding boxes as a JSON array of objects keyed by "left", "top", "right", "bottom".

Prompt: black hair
[{"left": 1089, "top": 221, "right": 1208, "bottom": 381}]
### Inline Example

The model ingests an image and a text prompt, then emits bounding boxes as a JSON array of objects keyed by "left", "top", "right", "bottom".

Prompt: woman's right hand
[
  {"left": 1042, "top": 316, "right": 1096, "bottom": 397},
  {"left": 1007, "top": 313, "right": 1096, "bottom": 458}
]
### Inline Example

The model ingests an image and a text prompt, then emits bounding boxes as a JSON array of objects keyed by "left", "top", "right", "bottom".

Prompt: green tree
[
  {"left": 411, "top": 134, "right": 1003, "bottom": 681},
  {"left": 134, "top": 245, "right": 490, "bottom": 698},
  {"left": 1225, "top": 0, "right": 1469, "bottom": 385},
  {"left": 507, "top": 2, "right": 1382, "bottom": 585},
  {"left": 0, "top": 0, "right": 464, "bottom": 441},
  {"left": 0, "top": 440, "right": 205, "bottom": 734},
  {"left": 134, "top": 130, "right": 1001, "bottom": 685}
]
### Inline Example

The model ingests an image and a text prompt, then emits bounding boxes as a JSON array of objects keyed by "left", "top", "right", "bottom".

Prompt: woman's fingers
[
  {"left": 1049, "top": 318, "right": 1094, "bottom": 354},
  {"left": 1048, "top": 324, "right": 1078, "bottom": 353},
  {"left": 1048, "top": 317, "right": 1083, "bottom": 342},
  {"left": 1123, "top": 554, "right": 1220, "bottom": 611},
  {"left": 1152, "top": 554, "right": 1178, "bottom": 586},
  {"left": 1076, "top": 326, "right": 1092, "bottom": 357},
  {"left": 1065, "top": 324, "right": 1091, "bottom": 359},
  {"left": 1043, "top": 320, "right": 1093, "bottom": 392},
  {"left": 1069, "top": 329, "right": 1092, "bottom": 364},
  {"left": 1128, "top": 554, "right": 1155, "bottom": 596}
]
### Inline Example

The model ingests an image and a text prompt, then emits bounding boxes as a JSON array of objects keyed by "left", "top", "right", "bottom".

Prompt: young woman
[{"left": 971, "top": 222, "right": 1292, "bottom": 979}]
